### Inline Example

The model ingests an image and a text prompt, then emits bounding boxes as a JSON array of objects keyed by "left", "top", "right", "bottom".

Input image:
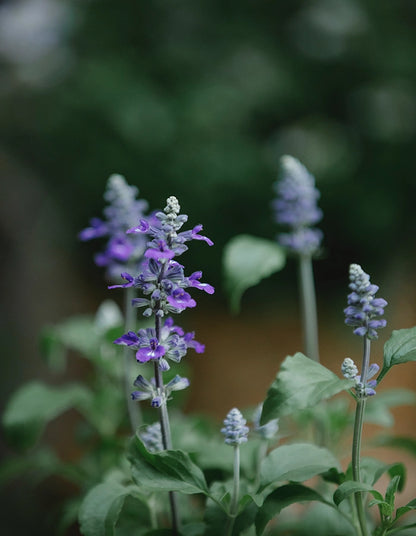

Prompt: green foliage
[
  {"left": 259, "top": 443, "right": 340, "bottom": 491},
  {"left": 255, "top": 484, "right": 333, "bottom": 535},
  {"left": 2, "top": 381, "right": 92, "bottom": 449},
  {"left": 223, "top": 234, "right": 286, "bottom": 313},
  {"left": 365, "top": 388, "right": 416, "bottom": 427},
  {"left": 378, "top": 327, "right": 416, "bottom": 382},
  {"left": 78, "top": 475, "right": 149, "bottom": 536},
  {"left": 260, "top": 352, "right": 354, "bottom": 424},
  {"left": 128, "top": 436, "right": 209, "bottom": 496}
]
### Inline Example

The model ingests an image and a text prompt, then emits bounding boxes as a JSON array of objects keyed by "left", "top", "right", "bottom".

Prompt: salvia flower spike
[
  {"left": 221, "top": 408, "right": 249, "bottom": 446},
  {"left": 344, "top": 264, "right": 387, "bottom": 340},
  {"left": 79, "top": 174, "right": 149, "bottom": 279},
  {"left": 342, "top": 357, "right": 379, "bottom": 397},
  {"left": 272, "top": 155, "right": 323, "bottom": 255}
]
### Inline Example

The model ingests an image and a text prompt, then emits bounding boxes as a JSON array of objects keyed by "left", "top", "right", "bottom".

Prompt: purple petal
[
  {"left": 126, "top": 218, "right": 150, "bottom": 234},
  {"left": 108, "top": 272, "right": 135, "bottom": 289},
  {"left": 114, "top": 331, "right": 140, "bottom": 347}
]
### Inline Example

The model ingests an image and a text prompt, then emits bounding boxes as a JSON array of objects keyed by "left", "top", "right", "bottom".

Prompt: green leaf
[
  {"left": 255, "top": 484, "right": 333, "bottom": 535},
  {"left": 259, "top": 443, "right": 340, "bottom": 490},
  {"left": 333, "top": 481, "right": 383, "bottom": 506},
  {"left": 2, "top": 381, "right": 92, "bottom": 449},
  {"left": 386, "top": 475, "right": 401, "bottom": 508},
  {"left": 395, "top": 498, "right": 416, "bottom": 523},
  {"left": 379, "top": 327, "right": 416, "bottom": 382},
  {"left": 374, "top": 435, "right": 416, "bottom": 457},
  {"left": 365, "top": 389, "right": 416, "bottom": 427},
  {"left": 223, "top": 234, "right": 286, "bottom": 313},
  {"left": 261, "top": 353, "right": 354, "bottom": 424},
  {"left": 79, "top": 481, "right": 146, "bottom": 536},
  {"left": 128, "top": 436, "right": 209, "bottom": 495}
]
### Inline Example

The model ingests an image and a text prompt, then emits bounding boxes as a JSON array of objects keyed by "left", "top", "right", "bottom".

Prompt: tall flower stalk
[
  {"left": 342, "top": 264, "right": 387, "bottom": 536},
  {"left": 112, "top": 195, "right": 214, "bottom": 531},
  {"left": 272, "top": 156, "right": 323, "bottom": 363},
  {"left": 79, "top": 174, "right": 149, "bottom": 431},
  {"left": 221, "top": 408, "right": 249, "bottom": 536}
]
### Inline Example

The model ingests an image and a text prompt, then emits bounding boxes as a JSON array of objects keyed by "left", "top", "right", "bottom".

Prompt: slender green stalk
[
  {"left": 154, "top": 314, "right": 180, "bottom": 534},
  {"left": 123, "top": 286, "right": 142, "bottom": 432},
  {"left": 351, "top": 337, "right": 371, "bottom": 536},
  {"left": 298, "top": 254, "right": 320, "bottom": 363},
  {"left": 254, "top": 440, "right": 268, "bottom": 490},
  {"left": 225, "top": 445, "right": 240, "bottom": 536}
]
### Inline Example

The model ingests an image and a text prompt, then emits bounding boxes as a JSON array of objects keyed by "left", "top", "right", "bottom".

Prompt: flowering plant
[{"left": 2, "top": 163, "right": 416, "bottom": 536}]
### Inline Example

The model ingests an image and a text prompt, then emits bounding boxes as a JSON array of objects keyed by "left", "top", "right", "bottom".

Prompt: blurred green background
[{"left": 1, "top": 0, "right": 416, "bottom": 534}]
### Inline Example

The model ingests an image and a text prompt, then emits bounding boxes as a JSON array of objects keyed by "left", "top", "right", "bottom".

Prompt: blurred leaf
[
  {"left": 128, "top": 436, "right": 209, "bottom": 495},
  {"left": 255, "top": 484, "right": 333, "bottom": 535},
  {"left": 223, "top": 234, "right": 286, "bottom": 313},
  {"left": 261, "top": 353, "right": 354, "bottom": 424},
  {"left": 395, "top": 499, "right": 416, "bottom": 523},
  {"left": 203, "top": 493, "right": 258, "bottom": 536},
  {"left": 333, "top": 481, "right": 383, "bottom": 506},
  {"left": 259, "top": 443, "right": 340, "bottom": 491},
  {"left": 373, "top": 435, "right": 416, "bottom": 457},
  {"left": 365, "top": 388, "right": 416, "bottom": 427},
  {"left": 78, "top": 480, "right": 147, "bottom": 536},
  {"left": 378, "top": 327, "right": 416, "bottom": 382},
  {"left": 2, "top": 381, "right": 93, "bottom": 449}
]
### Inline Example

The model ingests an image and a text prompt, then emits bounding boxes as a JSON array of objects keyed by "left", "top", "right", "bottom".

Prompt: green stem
[
  {"left": 254, "top": 440, "right": 268, "bottom": 490},
  {"left": 123, "top": 286, "right": 142, "bottom": 432},
  {"left": 351, "top": 337, "right": 371, "bottom": 536},
  {"left": 298, "top": 254, "right": 320, "bottom": 363},
  {"left": 154, "top": 315, "right": 180, "bottom": 534},
  {"left": 225, "top": 445, "right": 240, "bottom": 536}
]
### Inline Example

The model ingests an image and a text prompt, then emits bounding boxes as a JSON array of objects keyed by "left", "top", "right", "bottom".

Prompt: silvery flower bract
[
  {"left": 341, "top": 358, "right": 379, "bottom": 397},
  {"left": 140, "top": 422, "right": 163, "bottom": 453},
  {"left": 344, "top": 264, "right": 387, "bottom": 340},
  {"left": 79, "top": 174, "right": 149, "bottom": 279},
  {"left": 272, "top": 155, "right": 323, "bottom": 255},
  {"left": 221, "top": 408, "right": 249, "bottom": 446}
]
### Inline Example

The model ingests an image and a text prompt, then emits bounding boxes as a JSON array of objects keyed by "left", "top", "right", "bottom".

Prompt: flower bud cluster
[
  {"left": 272, "top": 155, "right": 323, "bottom": 255},
  {"left": 344, "top": 264, "right": 387, "bottom": 340},
  {"left": 341, "top": 357, "right": 379, "bottom": 397},
  {"left": 221, "top": 408, "right": 249, "bottom": 446},
  {"left": 79, "top": 174, "right": 149, "bottom": 279}
]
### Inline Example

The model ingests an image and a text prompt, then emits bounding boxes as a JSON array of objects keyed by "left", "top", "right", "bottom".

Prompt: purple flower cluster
[
  {"left": 342, "top": 357, "right": 379, "bottom": 397},
  {"left": 112, "top": 195, "right": 214, "bottom": 395},
  {"left": 344, "top": 264, "right": 387, "bottom": 340},
  {"left": 79, "top": 174, "right": 149, "bottom": 279},
  {"left": 114, "top": 317, "right": 204, "bottom": 371},
  {"left": 110, "top": 196, "right": 214, "bottom": 317},
  {"left": 272, "top": 155, "right": 323, "bottom": 255}
]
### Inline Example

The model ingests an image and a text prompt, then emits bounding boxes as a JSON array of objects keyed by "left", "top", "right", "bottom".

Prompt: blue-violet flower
[
  {"left": 272, "top": 155, "right": 323, "bottom": 255},
  {"left": 342, "top": 357, "right": 379, "bottom": 397},
  {"left": 221, "top": 408, "right": 249, "bottom": 446},
  {"left": 344, "top": 264, "right": 387, "bottom": 340},
  {"left": 131, "top": 373, "right": 190, "bottom": 406},
  {"left": 79, "top": 174, "right": 149, "bottom": 279}
]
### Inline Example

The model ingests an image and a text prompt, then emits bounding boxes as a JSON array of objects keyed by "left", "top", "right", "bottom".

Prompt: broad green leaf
[
  {"left": 203, "top": 494, "right": 258, "bottom": 536},
  {"left": 128, "top": 436, "right": 209, "bottom": 495},
  {"left": 333, "top": 481, "right": 383, "bottom": 506},
  {"left": 358, "top": 457, "right": 405, "bottom": 491},
  {"left": 260, "top": 353, "right": 354, "bottom": 424},
  {"left": 365, "top": 389, "right": 416, "bottom": 427},
  {"left": 2, "top": 381, "right": 92, "bottom": 449},
  {"left": 387, "top": 524, "right": 416, "bottom": 536},
  {"left": 223, "top": 234, "right": 286, "bottom": 313},
  {"left": 255, "top": 484, "right": 333, "bottom": 535},
  {"left": 386, "top": 475, "right": 401, "bottom": 508},
  {"left": 378, "top": 327, "right": 416, "bottom": 382},
  {"left": 259, "top": 443, "right": 340, "bottom": 490},
  {"left": 79, "top": 481, "right": 146, "bottom": 536}
]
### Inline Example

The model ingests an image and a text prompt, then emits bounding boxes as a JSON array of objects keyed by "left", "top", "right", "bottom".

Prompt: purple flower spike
[
  {"left": 272, "top": 156, "right": 323, "bottom": 255},
  {"left": 344, "top": 264, "right": 387, "bottom": 340},
  {"left": 221, "top": 408, "right": 249, "bottom": 446},
  {"left": 79, "top": 174, "right": 149, "bottom": 280}
]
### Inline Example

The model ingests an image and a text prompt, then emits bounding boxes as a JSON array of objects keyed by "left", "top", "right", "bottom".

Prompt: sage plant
[
  {"left": 221, "top": 408, "right": 249, "bottom": 535},
  {"left": 79, "top": 174, "right": 149, "bottom": 431},
  {"left": 112, "top": 195, "right": 214, "bottom": 531},
  {"left": 342, "top": 263, "right": 387, "bottom": 536},
  {"left": 272, "top": 156, "right": 323, "bottom": 362}
]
